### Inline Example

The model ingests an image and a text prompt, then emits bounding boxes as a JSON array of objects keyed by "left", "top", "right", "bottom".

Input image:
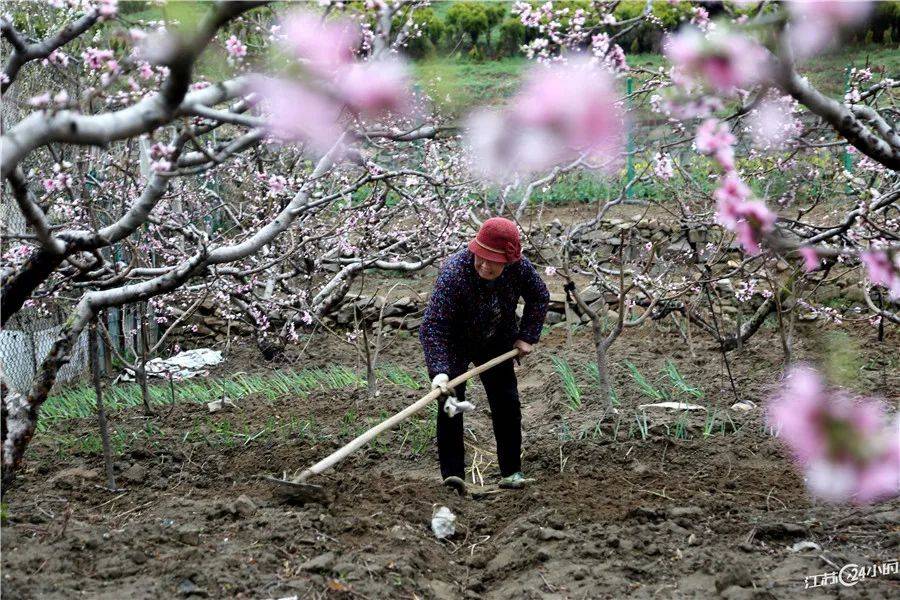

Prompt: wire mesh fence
[
  {"left": 0, "top": 303, "right": 159, "bottom": 394},
  {"left": 0, "top": 305, "right": 89, "bottom": 393}
]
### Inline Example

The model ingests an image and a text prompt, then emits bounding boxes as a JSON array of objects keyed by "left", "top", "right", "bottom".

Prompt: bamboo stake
[{"left": 294, "top": 348, "right": 521, "bottom": 482}]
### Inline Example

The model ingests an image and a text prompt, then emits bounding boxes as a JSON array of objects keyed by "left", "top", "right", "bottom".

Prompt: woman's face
[{"left": 474, "top": 254, "right": 505, "bottom": 280}]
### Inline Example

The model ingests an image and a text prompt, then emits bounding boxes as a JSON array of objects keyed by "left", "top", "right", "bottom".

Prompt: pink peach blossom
[
  {"left": 695, "top": 119, "right": 737, "bottom": 171},
  {"left": 713, "top": 173, "right": 751, "bottom": 206},
  {"left": 855, "top": 433, "right": 900, "bottom": 504},
  {"left": 665, "top": 27, "right": 705, "bottom": 71},
  {"left": 653, "top": 153, "right": 674, "bottom": 180},
  {"left": 335, "top": 58, "right": 413, "bottom": 118},
  {"left": 591, "top": 33, "right": 628, "bottom": 73},
  {"left": 767, "top": 365, "right": 828, "bottom": 462},
  {"left": 695, "top": 118, "right": 735, "bottom": 154},
  {"left": 128, "top": 28, "right": 147, "bottom": 42},
  {"left": 82, "top": 47, "right": 114, "bottom": 70},
  {"left": 248, "top": 75, "right": 344, "bottom": 153},
  {"left": 225, "top": 35, "right": 247, "bottom": 59},
  {"left": 45, "top": 49, "right": 69, "bottom": 67},
  {"left": 511, "top": 59, "right": 625, "bottom": 161},
  {"left": 98, "top": 0, "right": 118, "bottom": 20},
  {"left": 138, "top": 62, "right": 154, "bottom": 80},
  {"left": 736, "top": 200, "right": 775, "bottom": 255},
  {"left": 787, "top": 1, "right": 872, "bottom": 59},
  {"left": 690, "top": 6, "right": 710, "bottom": 28},
  {"left": 861, "top": 250, "right": 900, "bottom": 299},
  {"left": 150, "top": 158, "right": 172, "bottom": 173},
  {"left": 28, "top": 92, "right": 51, "bottom": 108},
  {"left": 805, "top": 460, "right": 858, "bottom": 503},
  {"left": 747, "top": 97, "right": 802, "bottom": 150},
  {"left": 714, "top": 145, "right": 735, "bottom": 172},
  {"left": 767, "top": 365, "right": 900, "bottom": 505},
  {"left": 267, "top": 175, "right": 287, "bottom": 195},
  {"left": 715, "top": 179, "right": 775, "bottom": 256},
  {"left": 465, "top": 109, "right": 563, "bottom": 181},
  {"left": 664, "top": 27, "right": 769, "bottom": 94},
  {"left": 465, "top": 60, "right": 625, "bottom": 181},
  {"left": 799, "top": 247, "right": 820, "bottom": 272},
  {"left": 282, "top": 11, "right": 359, "bottom": 75}
]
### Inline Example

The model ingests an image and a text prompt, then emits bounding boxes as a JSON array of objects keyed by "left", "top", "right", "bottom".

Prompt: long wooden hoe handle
[{"left": 296, "top": 348, "right": 521, "bottom": 482}]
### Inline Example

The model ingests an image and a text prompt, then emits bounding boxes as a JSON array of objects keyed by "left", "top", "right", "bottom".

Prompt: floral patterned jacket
[{"left": 419, "top": 249, "right": 549, "bottom": 377}]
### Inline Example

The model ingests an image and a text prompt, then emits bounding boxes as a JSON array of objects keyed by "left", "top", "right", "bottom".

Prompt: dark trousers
[{"left": 435, "top": 343, "right": 522, "bottom": 480}]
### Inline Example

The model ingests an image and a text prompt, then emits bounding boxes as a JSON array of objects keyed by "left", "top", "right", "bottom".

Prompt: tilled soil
[{"left": 2, "top": 321, "right": 898, "bottom": 599}]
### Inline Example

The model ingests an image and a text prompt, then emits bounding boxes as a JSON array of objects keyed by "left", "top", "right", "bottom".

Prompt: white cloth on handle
[
  {"left": 432, "top": 373, "right": 475, "bottom": 417},
  {"left": 443, "top": 396, "right": 476, "bottom": 418}
]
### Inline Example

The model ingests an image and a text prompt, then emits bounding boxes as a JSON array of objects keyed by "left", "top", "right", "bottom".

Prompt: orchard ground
[
  {"left": 3, "top": 2, "right": 900, "bottom": 599},
  {"left": 2, "top": 264, "right": 898, "bottom": 599}
]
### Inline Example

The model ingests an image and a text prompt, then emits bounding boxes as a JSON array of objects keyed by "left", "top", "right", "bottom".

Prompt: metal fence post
[
  {"left": 626, "top": 76, "right": 634, "bottom": 200},
  {"left": 843, "top": 65, "right": 853, "bottom": 174}
]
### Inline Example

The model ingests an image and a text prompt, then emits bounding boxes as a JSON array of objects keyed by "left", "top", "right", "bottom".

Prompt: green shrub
[
  {"left": 498, "top": 17, "right": 526, "bottom": 57},
  {"left": 120, "top": 1, "right": 150, "bottom": 15},
  {"left": 446, "top": 2, "right": 490, "bottom": 49},
  {"left": 446, "top": 1, "right": 506, "bottom": 55},
  {"left": 400, "top": 7, "right": 445, "bottom": 58}
]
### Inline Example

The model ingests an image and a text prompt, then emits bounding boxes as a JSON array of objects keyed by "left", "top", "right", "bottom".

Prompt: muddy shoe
[
  {"left": 499, "top": 472, "right": 532, "bottom": 490},
  {"left": 442, "top": 476, "right": 466, "bottom": 496}
]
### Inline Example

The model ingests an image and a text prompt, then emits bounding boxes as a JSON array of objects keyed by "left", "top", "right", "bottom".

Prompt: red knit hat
[{"left": 468, "top": 217, "right": 522, "bottom": 264}]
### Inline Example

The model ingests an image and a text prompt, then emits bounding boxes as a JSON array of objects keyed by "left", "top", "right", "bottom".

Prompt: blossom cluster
[
  {"left": 693, "top": 119, "right": 776, "bottom": 256},
  {"left": 249, "top": 9, "right": 414, "bottom": 153},
  {"left": 664, "top": 26, "right": 768, "bottom": 96},
  {"left": 767, "top": 366, "right": 899, "bottom": 505},
  {"left": 465, "top": 58, "right": 624, "bottom": 182},
  {"left": 861, "top": 251, "right": 900, "bottom": 300}
]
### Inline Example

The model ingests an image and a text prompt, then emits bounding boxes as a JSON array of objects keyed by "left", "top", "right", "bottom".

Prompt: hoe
[{"left": 265, "top": 348, "right": 521, "bottom": 503}]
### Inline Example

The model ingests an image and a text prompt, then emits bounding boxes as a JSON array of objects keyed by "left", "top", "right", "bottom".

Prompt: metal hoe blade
[{"left": 264, "top": 475, "right": 330, "bottom": 504}]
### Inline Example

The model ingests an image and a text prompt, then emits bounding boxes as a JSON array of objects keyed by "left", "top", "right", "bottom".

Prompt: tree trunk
[
  {"left": 138, "top": 312, "right": 153, "bottom": 415},
  {"left": 361, "top": 321, "right": 377, "bottom": 399},
  {"left": 366, "top": 358, "right": 377, "bottom": 399},
  {"left": 595, "top": 341, "right": 613, "bottom": 407},
  {"left": 90, "top": 323, "right": 117, "bottom": 491}
]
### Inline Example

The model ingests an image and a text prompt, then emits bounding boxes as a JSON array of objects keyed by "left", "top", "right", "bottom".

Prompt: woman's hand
[
  {"left": 431, "top": 373, "right": 451, "bottom": 395},
  {"left": 513, "top": 339, "right": 534, "bottom": 356}
]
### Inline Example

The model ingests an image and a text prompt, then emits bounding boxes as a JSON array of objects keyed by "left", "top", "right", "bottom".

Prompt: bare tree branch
[{"left": 1, "top": 9, "right": 100, "bottom": 93}]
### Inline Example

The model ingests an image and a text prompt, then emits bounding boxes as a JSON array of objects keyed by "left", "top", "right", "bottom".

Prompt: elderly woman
[{"left": 420, "top": 217, "right": 549, "bottom": 495}]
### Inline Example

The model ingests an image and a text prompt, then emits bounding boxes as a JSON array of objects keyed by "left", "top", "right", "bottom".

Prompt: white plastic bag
[{"left": 431, "top": 506, "right": 456, "bottom": 539}]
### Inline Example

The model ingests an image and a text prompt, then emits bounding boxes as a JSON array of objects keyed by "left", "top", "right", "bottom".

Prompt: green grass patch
[
  {"left": 378, "top": 365, "right": 427, "bottom": 390},
  {"left": 823, "top": 331, "right": 865, "bottom": 387},
  {"left": 551, "top": 356, "right": 582, "bottom": 410},
  {"left": 623, "top": 359, "right": 703, "bottom": 403},
  {"left": 40, "top": 363, "right": 429, "bottom": 433},
  {"left": 664, "top": 360, "right": 703, "bottom": 399},
  {"left": 624, "top": 360, "right": 666, "bottom": 401},
  {"left": 411, "top": 46, "right": 893, "bottom": 114}
]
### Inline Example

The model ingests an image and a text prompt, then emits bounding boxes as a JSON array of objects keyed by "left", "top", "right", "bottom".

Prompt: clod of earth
[{"left": 121, "top": 463, "right": 148, "bottom": 484}]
